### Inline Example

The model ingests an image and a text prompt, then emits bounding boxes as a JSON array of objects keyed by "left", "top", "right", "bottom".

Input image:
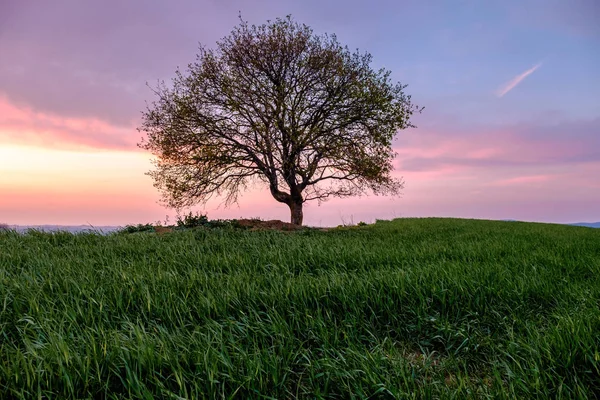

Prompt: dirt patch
[
  {"left": 151, "top": 219, "right": 328, "bottom": 233},
  {"left": 236, "top": 219, "right": 306, "bottom": 231}
]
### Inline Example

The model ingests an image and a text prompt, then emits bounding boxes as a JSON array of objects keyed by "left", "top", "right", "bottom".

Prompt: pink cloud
[
  {"left": 0, "top": 96, "right": 140, "bottom": 151},
  {"left": 394, "top": 116, "right": 600, "bottom": 172},
  {"left": 1, "top": 96, "right": 598, "bottom": 226}
]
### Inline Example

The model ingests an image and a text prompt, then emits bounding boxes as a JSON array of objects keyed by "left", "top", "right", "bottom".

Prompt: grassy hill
[{"left": 0, "top": 218, "right": 598, "bottom": 399}]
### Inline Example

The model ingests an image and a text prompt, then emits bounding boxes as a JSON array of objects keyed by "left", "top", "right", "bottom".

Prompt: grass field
[{"left": 0, "top": 218, "right": 599, "bottom": 399}]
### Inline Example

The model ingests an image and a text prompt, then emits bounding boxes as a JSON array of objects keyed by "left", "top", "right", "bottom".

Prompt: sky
[{"left": 1, "top": 0, "right": 599, "bottom": 226}]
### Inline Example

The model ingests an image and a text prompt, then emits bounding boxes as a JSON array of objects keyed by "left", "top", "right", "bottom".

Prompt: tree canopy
[{"left": 139, "top": 15, "right": 422, "bottom": 225}]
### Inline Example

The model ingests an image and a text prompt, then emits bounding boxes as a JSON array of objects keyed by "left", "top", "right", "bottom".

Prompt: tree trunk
[{"left": 289, "top": 200, "right": 303, "bottom": 226}]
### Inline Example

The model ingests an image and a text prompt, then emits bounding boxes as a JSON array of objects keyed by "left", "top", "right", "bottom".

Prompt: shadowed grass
[{"left": 0, "top": 218, "right": 599, "bottom": 398}]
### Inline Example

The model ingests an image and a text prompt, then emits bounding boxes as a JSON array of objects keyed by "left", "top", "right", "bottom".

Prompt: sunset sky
[{"left": 1, "top": 0, "right": 599, "bottom": 226}]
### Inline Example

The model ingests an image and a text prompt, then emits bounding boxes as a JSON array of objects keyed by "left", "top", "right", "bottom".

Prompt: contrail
[{"left": 496, "top": 62, "right": 542, "bottom": 97}]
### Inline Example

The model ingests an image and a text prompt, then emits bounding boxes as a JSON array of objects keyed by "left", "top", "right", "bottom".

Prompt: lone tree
[{"left": 139, "top": 16, "right": 421, "bottom": 226}]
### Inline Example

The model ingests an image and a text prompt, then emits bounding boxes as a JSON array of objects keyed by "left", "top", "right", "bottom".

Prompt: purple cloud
[
  {"left": 506, "top": 0, "right": 600, "bottom": 38},
  {"left": 0, "top": 0, "right": 234, "bottom": 125}
]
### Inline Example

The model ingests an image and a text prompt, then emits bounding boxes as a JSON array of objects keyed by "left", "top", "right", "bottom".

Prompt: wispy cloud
[
  {"left": 496, "top": 62, "right": 542, "bottom": 97},
  {"left": 490, "top": 174, "right": 552, "bottom": 186}
]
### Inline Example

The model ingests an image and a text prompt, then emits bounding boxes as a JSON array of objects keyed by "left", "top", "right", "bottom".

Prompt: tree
[{"left": 139, "top": 15, "right": 422, "bottom": 226}]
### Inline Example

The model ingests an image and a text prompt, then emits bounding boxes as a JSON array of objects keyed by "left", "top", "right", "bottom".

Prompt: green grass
[{"left": 0, "top": 218, "right": 599, "bottom": 399}]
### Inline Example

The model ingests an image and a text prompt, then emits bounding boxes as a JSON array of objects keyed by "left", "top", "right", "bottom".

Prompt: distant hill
[
  {"left": 502, "top": 219, "right": 600, "bottom": 229},
  {"left": 570, "top": 222, "right": 600, "bottom": 228},
  {"left": 7, "top": 225, "right": 120, "bottom": 234}
]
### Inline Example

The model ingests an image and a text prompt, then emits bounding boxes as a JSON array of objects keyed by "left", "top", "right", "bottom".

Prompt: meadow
[{"left": 0, "top": 218, "right": 598, "bottom": 399}]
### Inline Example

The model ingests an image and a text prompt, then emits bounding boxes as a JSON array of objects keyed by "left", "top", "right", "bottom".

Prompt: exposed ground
[{"left": 235, "top": 218, "right": 308, "bottom": 231}]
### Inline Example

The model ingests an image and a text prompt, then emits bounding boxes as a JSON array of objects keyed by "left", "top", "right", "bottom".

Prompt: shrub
[
  {"left": 176, "top": 212, "right": 209, "bottom": 228},
  {"left": 118, "top": 223, "right": 155, "bottom": 234},
  {"left": 176, "top": 212, "right": 242, "bottom": 229}
]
